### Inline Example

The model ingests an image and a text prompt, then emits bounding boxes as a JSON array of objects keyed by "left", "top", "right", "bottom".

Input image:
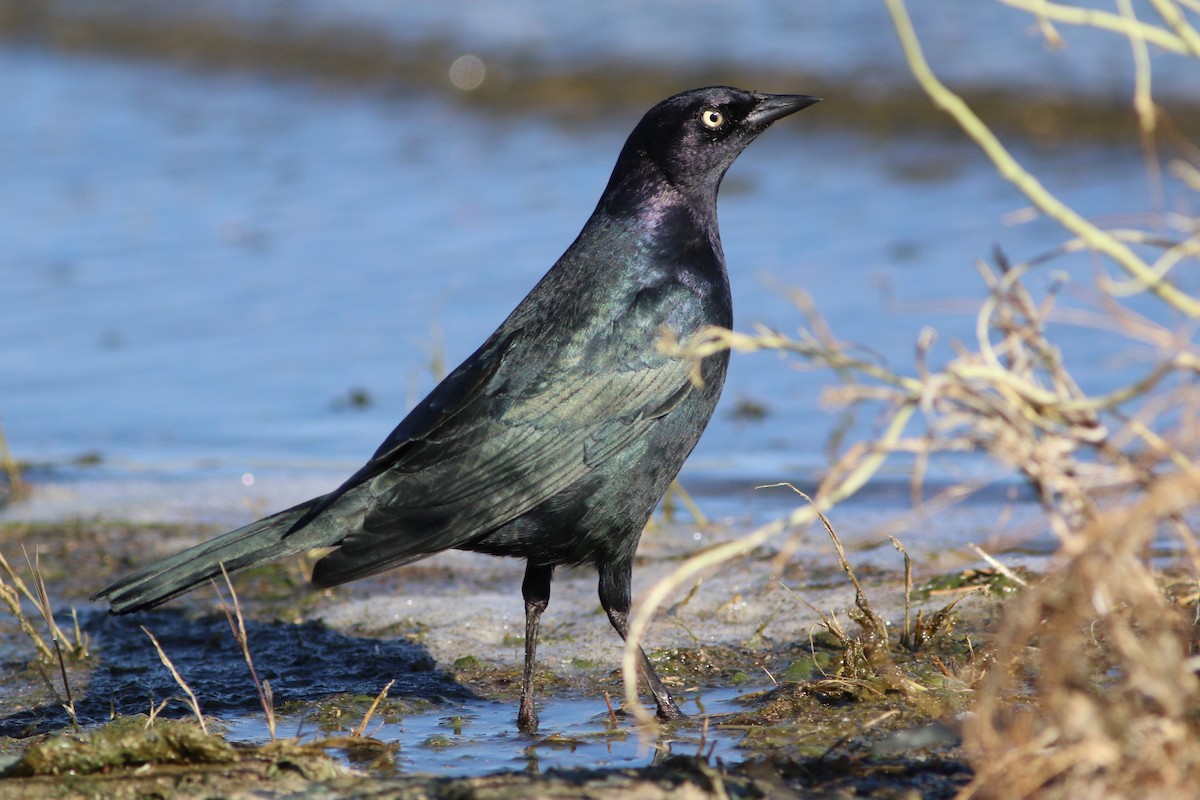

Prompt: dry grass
[
  {"left": 961, "top": 471, "right": 1200, "bottom": 799},
  {"left": 628, "top": 3, "right": 1200, "bottom": 797},
  {"left": 0, "top": 549, "right": 90, "bottom": 730},
  {"left": 888, "top": 5, "right": 1200, "bottom": 795},
  {"left": 0, "top": 418, "right": 29, "bottom": 505},
  {"left": 780, "top": 496, "right": 971, "bottom": 715},
  {"left": 141, "top": 626, "right": 208, "bottom": 734},
  {"left": 213, "top": 564, "right": 276, "bottom": 740},
  {"left": 662, "top": 247, "right": 1198, "bottom": 545}
]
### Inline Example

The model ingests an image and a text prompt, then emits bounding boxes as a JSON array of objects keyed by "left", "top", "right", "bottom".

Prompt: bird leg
[
  {"left": 604, "top": 605, "right": 684, "bottom": 721},
  {"left": 517, "top": 562, "right": 553, "bottom": 733},
  {"left": 599, "top": 562, "right": 684, "bottom": 721}
]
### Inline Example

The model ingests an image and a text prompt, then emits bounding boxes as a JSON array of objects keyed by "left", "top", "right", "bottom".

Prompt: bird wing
[
  {"left": 334, "top": 342, "right": 694, "bottom": 562},
  {"left": 281, "top": 329, "right": 516, "bottom": 535},
  {"left": 300, "top": 220, "right": 722, "bottom": 584}
]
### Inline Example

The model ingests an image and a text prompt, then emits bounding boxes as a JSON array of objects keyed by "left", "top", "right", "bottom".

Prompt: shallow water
[{"left": 222, "top": 688, "right": 750, "bottom": 776}]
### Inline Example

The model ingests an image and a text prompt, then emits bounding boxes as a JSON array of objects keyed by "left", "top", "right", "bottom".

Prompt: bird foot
[
  {"left": 656, "top": 701, "right": 686, "bottom": 722},
  {"left": 517, "top": 704, "right": 539, "bottom": 734}
]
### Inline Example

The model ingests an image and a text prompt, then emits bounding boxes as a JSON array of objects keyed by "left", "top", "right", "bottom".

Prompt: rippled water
[{"left": 222, "top": 688, "right": 750, "bottom": 776}]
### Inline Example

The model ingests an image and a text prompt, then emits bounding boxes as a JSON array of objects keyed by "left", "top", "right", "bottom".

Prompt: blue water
[
  {"left": 0, "top": 6, "right": 1191, "bottom": 524},
  {"left": 221, "top": 688, "right": 751, "bottom": 776}
]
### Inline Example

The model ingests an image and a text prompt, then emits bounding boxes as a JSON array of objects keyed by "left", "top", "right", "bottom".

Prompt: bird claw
[{"left": 517, "top": 704, "right": 539, "bottom": 734}]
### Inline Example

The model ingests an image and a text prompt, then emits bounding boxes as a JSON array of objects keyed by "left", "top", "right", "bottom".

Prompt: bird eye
[{"left": 699, "top": 108, "right": 725, "bottom": 129}]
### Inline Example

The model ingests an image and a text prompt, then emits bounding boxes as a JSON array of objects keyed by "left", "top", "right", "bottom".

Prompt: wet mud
[{"left": 0, "top": 519, "right": 993, "bottom": 797}]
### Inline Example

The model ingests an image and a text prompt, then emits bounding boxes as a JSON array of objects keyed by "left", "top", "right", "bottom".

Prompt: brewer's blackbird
[{"left": 93, "top": 86, "right": 818, "bottom": 732}]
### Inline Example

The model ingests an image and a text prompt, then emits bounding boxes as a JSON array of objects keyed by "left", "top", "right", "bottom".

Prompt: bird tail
[{"left": 92, "top": 495, "right": 348, "bottom": 614}]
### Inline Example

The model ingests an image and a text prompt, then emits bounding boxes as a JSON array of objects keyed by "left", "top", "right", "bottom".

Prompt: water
[
  {"left": 222, "top": 688, "right": 750, "bottom": 776},
  {"left": 2, "top": 39, "right": 1181, "bottom": 525},
  {"left": 0, "top": 601, "right": 756, "bottom": 775}
]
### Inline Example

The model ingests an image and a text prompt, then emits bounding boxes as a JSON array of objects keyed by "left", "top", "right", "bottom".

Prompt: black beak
[{"left": 745, "top": 94, "right": 821, "bottom": 128}]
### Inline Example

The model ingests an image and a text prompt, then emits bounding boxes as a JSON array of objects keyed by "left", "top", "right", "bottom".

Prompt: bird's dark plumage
[{"left": 93, "top": 86, "right": 819, "bottom": 731}]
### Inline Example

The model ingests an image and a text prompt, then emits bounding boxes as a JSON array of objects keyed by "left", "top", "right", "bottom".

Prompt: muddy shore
[{"left": 0, "top": 516, "right": 1008, "bottom": 797}]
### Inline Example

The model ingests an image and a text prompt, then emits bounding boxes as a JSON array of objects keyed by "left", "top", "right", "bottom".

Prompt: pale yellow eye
[{"left": 699, "top": 108, "right": 725, "bottom": 129}]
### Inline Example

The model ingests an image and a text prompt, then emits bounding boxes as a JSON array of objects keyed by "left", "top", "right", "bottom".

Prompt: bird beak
[{"left": 746, "top": 94, "right": 821, "bottom": 128}]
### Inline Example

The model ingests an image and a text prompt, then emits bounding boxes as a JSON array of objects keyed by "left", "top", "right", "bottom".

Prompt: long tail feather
[{"left": 92, "top": 495, "right": 342, "bottom": 614}]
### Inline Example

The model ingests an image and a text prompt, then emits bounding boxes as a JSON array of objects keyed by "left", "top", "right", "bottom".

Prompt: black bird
[{"left": 93, "top": 86, "right": 818, "bottom": 732}]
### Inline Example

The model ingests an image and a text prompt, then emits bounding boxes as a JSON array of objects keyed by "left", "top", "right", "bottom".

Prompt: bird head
[{"left": 609, "top": 86, "right": 820, "bottom": 210}]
